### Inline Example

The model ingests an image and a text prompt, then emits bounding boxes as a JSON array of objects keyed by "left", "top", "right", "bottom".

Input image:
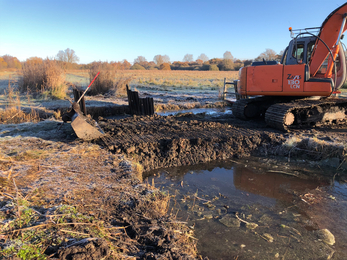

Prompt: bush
[
  {"left": 20, "top": 58, "right": 67, "bottom": 99},
  {"left": 219, "top": 59, "right": 234, "bottom": 71},
  {"left": 130, "top": 64, "right": 146, "bottom": 70},
  {"left": 159, "top": 63, "right": 171, "bottom": 70},
  {"left": 89, "top": 62, "right": 131, "bottom": 96},
  {"left": 209, "top": 64, "right": 219, "bottom": 71},
  {"left": 88, "top": 62, "right": 116, "bottom": 95},
  {"left": 114, "top": 77, "right": 132, "bottom": 96}
]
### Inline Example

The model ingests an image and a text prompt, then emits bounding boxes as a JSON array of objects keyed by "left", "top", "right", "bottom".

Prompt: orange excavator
[{"left": 232, "top": 3, "right": 347, "bottom": 130}]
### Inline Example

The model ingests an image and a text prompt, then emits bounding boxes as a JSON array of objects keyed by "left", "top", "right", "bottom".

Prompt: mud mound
[
  {"left": 99, "top": 114, "right": 285, "bottom": 171},
  {"left": 57, "top": 238, "right": 110, "bottom": 260}
]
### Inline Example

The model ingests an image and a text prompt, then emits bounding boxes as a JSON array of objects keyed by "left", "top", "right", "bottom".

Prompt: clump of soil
[{"left": 98, "top": 114, "right": 285, "bottom": 171}]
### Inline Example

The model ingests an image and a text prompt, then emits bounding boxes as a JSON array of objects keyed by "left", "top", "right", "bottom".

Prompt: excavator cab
[
  {"left": 282, "top": 33, "right": 346, "bottom": 91},
  {"left": 281, "top": 36, "right": 316, "bottom": 66}
]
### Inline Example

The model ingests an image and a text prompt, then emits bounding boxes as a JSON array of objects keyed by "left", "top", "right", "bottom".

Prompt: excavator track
[
  {"left": 232, "top": 97, "right": 347, "bottom": 131},
  {"left": 231, "top": 98, "right": 253, "bottom": 119},
  {"left": 232, "top": 97, "right": 270, "bottom": 119},
  {"left": 265, "top": 98, "right": 347, "bottom": 131}
]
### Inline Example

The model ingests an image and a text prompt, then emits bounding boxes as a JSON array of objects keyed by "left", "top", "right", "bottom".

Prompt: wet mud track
[{"left": 98, "top": 114, "right": 286, "bottom": 171}]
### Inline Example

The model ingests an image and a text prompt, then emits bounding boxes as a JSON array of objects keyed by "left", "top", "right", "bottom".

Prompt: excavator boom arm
[{"left": 309, "top": 3, "right": 347, "bottom": 76}]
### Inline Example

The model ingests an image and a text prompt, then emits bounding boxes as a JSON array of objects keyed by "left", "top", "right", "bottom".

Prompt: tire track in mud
[{"left": 98, "top": 114, "right": 285, "bottom": 171}]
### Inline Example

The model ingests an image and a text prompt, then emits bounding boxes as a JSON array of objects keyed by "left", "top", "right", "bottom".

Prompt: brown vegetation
[
  {"left": 88, "top": 62, "right": 131, "bottom": 96},
  {"left": 0, "top": 138, "right": 198, "bottom": 259},
  {"left": 0, "top": 84, "right": 40, "bottom": 124},
  {"left": 0, "top": 55, "right": 21, "bottom": 69},
  {"left": 20, "top": 58, "right": 67, "bottom": 99}
]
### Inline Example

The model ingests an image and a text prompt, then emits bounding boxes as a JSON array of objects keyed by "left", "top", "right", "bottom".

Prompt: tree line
[{"left": 0, "top": 48, "right": 283, "bottom": 71}]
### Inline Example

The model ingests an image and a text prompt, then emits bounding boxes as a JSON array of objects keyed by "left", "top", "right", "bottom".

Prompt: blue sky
[{"left": 1, "top": 0, "right": 346, "bottom": 64}]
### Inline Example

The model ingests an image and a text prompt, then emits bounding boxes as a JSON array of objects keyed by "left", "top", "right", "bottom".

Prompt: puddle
[
  {"left": 104, "top": 107, "right": 233, "bottom": 120},
  {"left": 145, "top": 159, "right": 347, "bottom": 259},
  {"left": 157, "top": 107, "right": 232, "bottom": 117}
]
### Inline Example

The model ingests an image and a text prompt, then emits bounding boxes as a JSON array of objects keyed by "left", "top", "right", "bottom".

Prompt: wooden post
[
  {"left": 126, "top": 85, "right": 154, "bottom": 116},
  {"left": 150, "top": 97, "right": 154, "bottom": 115},
  {"left": 223, "top": 78, "right": 227, "bottom": 100},
  {"left": 73, "top": 89, "right": 87, "bottom": 115}
]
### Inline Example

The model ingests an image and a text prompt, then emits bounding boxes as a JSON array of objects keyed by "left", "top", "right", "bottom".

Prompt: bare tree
[
  {"left": 154, "top": 55, "right": 163, "bottom": 65},
  {"left": 56, "top": 51, "right": 65, "bottom": 62},
  {"left": 134, "top": 56, "right": 147, "bottom": 65},
  {"left": 183, "top": 54, "right": 193, "bottom": 62},
  {"left": 66, "top": 48, "right": 79, "bottom": 63},
  {"left": 256, "top": 49, "right": 277, "bottom": 61},
  {"left": 154, "top": 54, "right": 171, "bottom": 65},
  {"left": 56, "top": 48, "right": 79, "bottom": 63},
  {"left": 197, "top": 53, "right": 209, "bottom": 62},
  {"left": 223, "top": 51, "right": 234, "bottom": 61},
  {"left": 162, "top": 55, "right": 170, "bottom": 63}
]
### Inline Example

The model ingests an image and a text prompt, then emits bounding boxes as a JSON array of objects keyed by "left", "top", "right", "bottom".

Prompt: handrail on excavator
[{"left": 289, "top": 27, "right": 320, "bottom": 38}]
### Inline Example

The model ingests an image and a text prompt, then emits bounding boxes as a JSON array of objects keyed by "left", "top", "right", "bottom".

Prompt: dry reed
[
  {"left": 88, "top": 62, "right": 132, "bottom": 96},
  {"left": 20, "top": 59, "right": 67, "bottom": 99},
  {"left": 0, "top": 82, "right": 40, "bottom": 124}
]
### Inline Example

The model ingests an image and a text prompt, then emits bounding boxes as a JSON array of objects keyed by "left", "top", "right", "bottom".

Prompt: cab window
[{"left": 292, "top": 43, "right": 305, "bottom": 61}]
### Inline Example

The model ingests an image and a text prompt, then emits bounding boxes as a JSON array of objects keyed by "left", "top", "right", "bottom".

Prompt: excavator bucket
[
  {"left": 70, "top": 113, "right": 104, "bottom": 141},
  {"left": 62, "top": 72, "right": 104, "bottom": 141}
]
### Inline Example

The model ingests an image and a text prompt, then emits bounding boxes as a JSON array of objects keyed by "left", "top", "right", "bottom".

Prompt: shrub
[
  {"left": 88, "top": 62, "right": 131, "bottom": 96},
  {"left": 20, "top": 58, "right": 67, "bottom": 99},
  {"left": 130, "top": 64, "right": 146, "bottom": 70},
  {"left": 209, "top": 64, "right": 219, "bottom": 71},
  {"left": 219, "top": 59, "right": 235, "bottom": 71},
  {"left": 88, "top": 62, "right": 116, "bottom": 95},
  {"left": 159, "top": 63, "right": 171, "bottom": 70},
  {"left": 114, "top": 77, "right": 132, "bottom": 96}
]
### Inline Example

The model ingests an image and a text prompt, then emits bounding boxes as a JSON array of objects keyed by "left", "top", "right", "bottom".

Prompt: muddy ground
[
  {"left": 98, "top": 111, "right": 347, "bottom": 174},
  {"left": 1, "top": 90, "right": 347, "bottom": 259}
]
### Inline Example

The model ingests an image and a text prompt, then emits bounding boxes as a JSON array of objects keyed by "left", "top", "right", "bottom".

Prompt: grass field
[
  {"left": 3, "top": 69, "right": 347, "bottom": 96},
  {"left": 65, "top": 69, "right": 239, "bottom": 90}
]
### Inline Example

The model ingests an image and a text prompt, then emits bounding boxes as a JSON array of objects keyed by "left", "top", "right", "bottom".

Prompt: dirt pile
[{"left": 99, "top": 114, "right": 285, "bottom": 171}]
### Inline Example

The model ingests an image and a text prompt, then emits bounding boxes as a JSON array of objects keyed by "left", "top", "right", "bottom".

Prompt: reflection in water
[
  {"left": 233, "top": 167, "right": 321, "bottom": 202},
  {"left": 146, "top": 160, "right": 347, "bottom": 260}
]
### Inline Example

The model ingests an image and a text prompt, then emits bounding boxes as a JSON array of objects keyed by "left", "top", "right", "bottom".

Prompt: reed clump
[
  {"left": 20, "top": 58, "right": 67, "bottom": 99},
  {"left": 88, "top": 62, "right": 131, "bottom": 96},
  {"left": 1, "top": 83, "right": 40, "bottom": 124},
  {"left": 88, "top": 62, "right": 115, "bottom": 95}
]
